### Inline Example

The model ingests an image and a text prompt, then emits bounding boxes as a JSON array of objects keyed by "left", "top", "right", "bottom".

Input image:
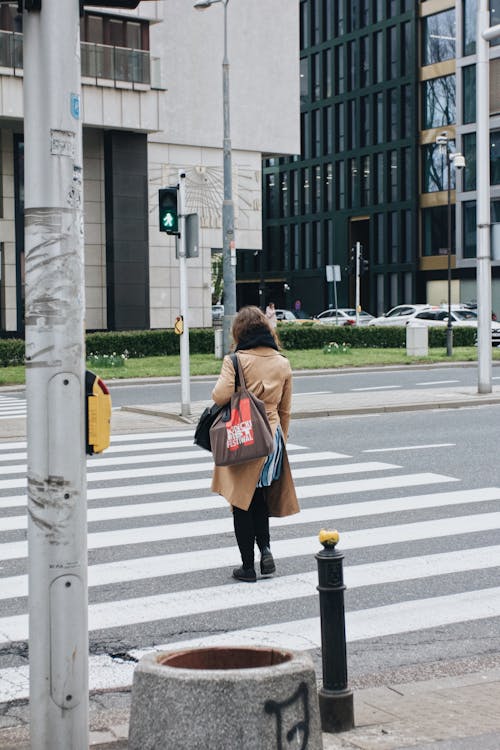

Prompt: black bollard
[{"left": 315, "top": 530, "right": 354, "bottom": 733}]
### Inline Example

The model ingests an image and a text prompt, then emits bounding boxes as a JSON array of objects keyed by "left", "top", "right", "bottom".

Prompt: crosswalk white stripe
[
  {"left": 2, "top": 512, "right": 499, "bottom": 599},
  {"left": 129, "top": 586, "right": 500, "bottom": 658},
  {"left": 2, "top": 545, "right": 500, "bottom": 645},
  {"left": 0, "top": 442, "right": 307, "bottom": 465},
  {"left": 1, "top": 501, "right": 498, "bottom": 565},
  {"left": 0, "top": 471, "right": 456, "bottom": 514},
  {"left": 0, "top": 431, "right": 196, "bottom": 452},
  {"left": 0, "top": 460, "right": 400, "bottom": 489},
  {"left": 3, "top": 582, "right": 500, "bottom": 704},
  {"left": 1, "top": 485, "right": 498, "bottom": 533},
  {"left": 0, "top": 450, "right": 351, "bottom": 475}
]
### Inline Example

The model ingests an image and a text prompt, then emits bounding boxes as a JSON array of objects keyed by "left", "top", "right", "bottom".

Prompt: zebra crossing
[
  {"left": 0, "top": 393, "right": 26, "bottom": 420},
  {"left": 1, "top": 427, "right": 500, "bottom": 704}
]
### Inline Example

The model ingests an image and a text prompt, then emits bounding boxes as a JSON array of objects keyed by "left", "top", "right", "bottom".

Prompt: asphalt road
[
  {"left": 106, "top": 363, "right": 500, "bottom": 407},
  {"left": 1, "top": 403, "right": 499, "bottom": 694}
]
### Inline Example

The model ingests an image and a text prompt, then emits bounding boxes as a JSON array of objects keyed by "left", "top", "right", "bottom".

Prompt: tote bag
[{"left": 209, "top": 355, "right": 273, "bottom": 467}]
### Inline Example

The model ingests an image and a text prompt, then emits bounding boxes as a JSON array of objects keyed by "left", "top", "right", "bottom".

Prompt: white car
[
  {"left": 368, "top": 304, "right": 435, "bottom": 326},
  {"left": 314, "top": 308, "right": 374, "bottom": 326},
  {"left": 411, "top": 308, "right": 500, "bottom": 344}
]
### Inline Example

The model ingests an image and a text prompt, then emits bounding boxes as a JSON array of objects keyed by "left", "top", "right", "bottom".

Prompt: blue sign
[{"left": 70, "top": 93, "right": 80, "bottom": 120}]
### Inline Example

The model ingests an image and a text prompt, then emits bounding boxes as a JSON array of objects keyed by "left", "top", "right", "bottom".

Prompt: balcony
[{"left": 0, "top": 30, "right": 154, "bottom": 87}]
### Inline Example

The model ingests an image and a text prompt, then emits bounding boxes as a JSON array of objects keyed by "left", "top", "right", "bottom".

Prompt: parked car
[
  {"left": 368, "top": 304, "right": 434, "bottom": 326},
  {"left": 212, "top": 304, "right": 224, "bottom": 324},
  {"left": 369, "top": 304, "right": 500, "bottom": 344},
  {"left": 314, "top": 308, "right": 374, "bottom": 326},
  {"left": 275, "top": 308, "right": 312, "bottom": 323}
]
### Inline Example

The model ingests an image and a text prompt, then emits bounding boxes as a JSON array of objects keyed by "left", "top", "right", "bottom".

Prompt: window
[
  {"left": 403, "top": 210, "right": 413, "bottom": 263},
  {"left": 375, "top": 0, "right": 385, "bottom": 22},
  {"left": 376, "top": 213, "right": 385, "bottom": 264},
  {"left": 463, "top": 0, "right": 477, "bottom": 56},
  {"left": 388, "top": 88, "right": 398, "bottom": 140},
  {"left": 314, "top": 165, "right": 322, "bottom": 213},
  {"left": 336, "top": 102, "right": 345, "bottom": 152},
  {"left": 375, "top": 31, "right": 384, "bottom": 84},
  {"left": 324, "top": 106, "right": 333, "bottom": 155},
  {"left": 300, "top": 58, "right": 309, "bottom": 104},
  {"left": 492, "top": 59, "right": 500, "bottom": 115},
  {"left": 422, "top": 75, "right": 456, "bottom": 129},
  {"left": 360, "top": 36, "right": 370, "bottom": 88},
  {"left": 376, "top": 152, "right": 385, "bottom": 204},
  {"left": 348, "top": 99, "right": 357, "bottom": 150},
  {"left": 323, "top": 48, "right": 332, "bottom": 98},
  {"left": 463, "top": 65, "right": 476, "bottom": 123},
  {"left": 402, "top": 84, "right": 413, "bottom": 138},
  {"left": 348, "top": 40, "right": 357, "bottom": 91},
  {"left": 312, "top": 0, "right": 321, "bottom": 45},
  {"left": 325, "top": 164, "right": 333, "bottom": 211},
  {"left": 312, "top": 53, "right": 320, "bottom": 101},
  {"left": 492, "top": 130, "right": 500, "bottom": 185},
  {"left": 422, "top": 205, "right": 455, "bottom": 256},
  {"left": 492, "top": 0, "right": 500, "bottom": 47},
  {"left": 390, "top": 212, "right": 398, "bottom": 263},
  {"left": 300, "top": 1, "right": 309, "bottom": 50},
  {"left": 403, "top": 148, "right": 412, "bottom": 200},
  {"left": 388, "top": 25, "right": 398, "bottom": 79},
  {"left": 422, "top": 9, "right": 455, "bottom": 66},
  {"left": 401, "top": 22, "right": 412, "bottom": 77},
  {"left": 312, "top": 109, "right": 321, "bottom": 157},
  {"left": 280, "top": 173, "right": 289, "bottom": 215},
  {"left": 360, "top": 95, "right": 371, "bottom": 147},
  {"left": 334, "top": 1, "right": 344, "bottom": 36},
  {"left": 334, "top": 46, "right": 345, "bottom": 95},
  {"left": 350, "top": 158, "right": 359, "bottom": 207},
  {"left": 361, "top": 155, "right": 371, "bottom": 207},
  {"left": 463, "top": 200, "right": 476, "bottom": 258},
  {"left": 303, "top": 167, "right": 311, "bottom": 213},
  {"left": 421, "top": 141, "right": 456, "bottom": 192},
  {"left": 390, "top": 151, "right": 398, "bottom": 201},
  {"left": 463, "top": 132, "right": 476, "bottom": 191},
  {"left": 337, "top": 161, "right": 345, "bottom": 210},
  {"left": 376, "top": 92, "right": 384, "bottom": 144}
]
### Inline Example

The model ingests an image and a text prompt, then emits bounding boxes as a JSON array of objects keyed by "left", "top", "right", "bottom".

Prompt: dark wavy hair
[{"left": 231, "top": 305, "right": 281, "bottom": 349}]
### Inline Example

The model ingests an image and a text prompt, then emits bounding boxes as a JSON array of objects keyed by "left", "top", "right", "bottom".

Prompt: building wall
[
  {"left": 147, "top": 142, "right": 263, "bottom": 329},
  {"left": 83, "top": 129, "right": 106, "bottom": 331}
]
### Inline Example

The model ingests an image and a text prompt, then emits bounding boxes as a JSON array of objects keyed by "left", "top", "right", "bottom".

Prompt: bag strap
[{"left": 229, "top": 353, "right": 246, "bottom": 392}]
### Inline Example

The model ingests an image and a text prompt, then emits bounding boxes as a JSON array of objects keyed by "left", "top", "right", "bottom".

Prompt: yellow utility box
[{"left": 85, "top": 370, "right": 112, "bottom": 455}]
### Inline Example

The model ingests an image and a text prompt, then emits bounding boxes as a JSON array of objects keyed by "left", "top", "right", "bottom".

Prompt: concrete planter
[{"left": 128, "top": 646, "right": 323, "bottom": 750}]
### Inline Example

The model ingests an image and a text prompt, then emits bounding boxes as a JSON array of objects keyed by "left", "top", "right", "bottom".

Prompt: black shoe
[
  {"left": 260, "top": 547, "right": 276, "bottom": 576},
  {"left": 232, "top": 566, "right": 257, "bottom": 582}
]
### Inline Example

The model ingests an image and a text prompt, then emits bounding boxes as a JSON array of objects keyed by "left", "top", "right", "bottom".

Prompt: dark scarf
[{"left": 235, "top": 325, "right": 279, "bottom": 352}]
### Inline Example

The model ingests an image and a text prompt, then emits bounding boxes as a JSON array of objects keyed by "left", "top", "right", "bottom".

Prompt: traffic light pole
[
  {"left": 177, "top": 171, "right": 191, "bottom": 416},
  {"left": 24, "top": 1, "right": 88, "bottom": 748}
]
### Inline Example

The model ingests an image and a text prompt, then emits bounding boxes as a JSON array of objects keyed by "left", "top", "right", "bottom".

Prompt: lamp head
[
  {"left": 435, "top": 132, "right": 449, "bottom": 147},
  {"left": 194, "top": 0, "right": 211, "bottom": 8}
]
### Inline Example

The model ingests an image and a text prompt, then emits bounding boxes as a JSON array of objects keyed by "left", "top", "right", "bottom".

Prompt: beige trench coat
[{"left": 210, "top": 347, "right": 300, "bottom": 517}]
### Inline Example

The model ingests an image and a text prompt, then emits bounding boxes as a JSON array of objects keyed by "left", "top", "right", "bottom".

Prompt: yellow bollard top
[{"left": 319, "top": 529, "right": 340, "bottom": 547}]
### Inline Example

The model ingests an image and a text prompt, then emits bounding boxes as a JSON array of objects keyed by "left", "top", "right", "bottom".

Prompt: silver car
[{"left": 315, "top": 308, "right": 374, "bottom": 326}]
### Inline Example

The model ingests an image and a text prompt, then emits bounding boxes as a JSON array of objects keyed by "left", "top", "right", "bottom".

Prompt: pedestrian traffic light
[
  {"left": 85, "top": 370, "right": 112, "bottom": 455},
  {"left": 158, "top": 187, "right": 179, "bottom": 235}
]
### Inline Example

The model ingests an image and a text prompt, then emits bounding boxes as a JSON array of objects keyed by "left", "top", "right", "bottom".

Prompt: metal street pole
[
  {"left": 476, "top": 5, "right": 500, "bottom": 393},
  {"left": 355, "top": 241, "right": 360, "bottom": 326},
  {"left": 23, "top": 1, "right": 88, "bottom": 748},
  {"left": 221, "top": 0, "right": 236, "bottom": 354},
  {"left": 194, "top": 0, "right": 236, "bottom": 353},
  {"left": 177, "top": 170, "right": 191, "bottom": 416},
  {"left": 446, "top": 146, "right": 453, "bottom": 356}
]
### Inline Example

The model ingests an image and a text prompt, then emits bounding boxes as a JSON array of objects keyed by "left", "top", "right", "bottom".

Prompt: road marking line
[
  {"left": 363, "top": 443, "right": 455, "bottom": 453},
  {"left": 350, "top": 385, "right": 401, "bottom": 391},
  {"left": 415, "top": 380, "right": 460, "bottom": 385}
]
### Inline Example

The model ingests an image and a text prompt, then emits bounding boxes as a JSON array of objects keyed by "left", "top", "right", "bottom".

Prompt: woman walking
[{"left": 211, "top": 305, "right": 299, "bottom": 582}]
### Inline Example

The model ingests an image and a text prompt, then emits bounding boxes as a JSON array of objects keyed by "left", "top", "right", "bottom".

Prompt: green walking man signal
[{"left": 158, "top": 186, "right": 179, "bottom": 235}]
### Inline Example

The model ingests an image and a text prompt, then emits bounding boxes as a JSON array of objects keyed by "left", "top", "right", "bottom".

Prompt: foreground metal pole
[
  {"left": 24, "top": 1, "right": 88, "bottom": 748},
  {"left": 446, "top": 152, "right": 453, "bottom": 356},
  {"left": 177, "top": 170, "right": 191, "bottom": 416},
  {"left": 221, "top": 0, "right": 236, "bottom": 354},
  {"left": 476, "top": 1, "right": 494, "bottom": 393},
  {"left": 316, "top": 531, "right": 354, "bottom": 733}
]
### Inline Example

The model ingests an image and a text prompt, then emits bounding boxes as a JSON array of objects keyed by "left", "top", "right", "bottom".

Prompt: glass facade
[
  {"left": 422, "top": 9, "right": 455, "bottom": 65},
  {"left": 422, "top": 75, "right": 456, "bottom": 129}
]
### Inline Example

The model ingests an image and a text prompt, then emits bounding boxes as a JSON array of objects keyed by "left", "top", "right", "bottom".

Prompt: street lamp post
[
  {"left": 194, "top": 0, "right": 236, "bottom": 354},
  {"left": 436, "top": 132, "right": 465, "bottom": 357},
  {"left": 476, "top": 3, "right": 500, "bottom": 393}
]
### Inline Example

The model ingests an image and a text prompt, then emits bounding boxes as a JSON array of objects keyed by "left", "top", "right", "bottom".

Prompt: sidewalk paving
[{"left": 1, "top": 377, "right": 500, "bottom": 748}]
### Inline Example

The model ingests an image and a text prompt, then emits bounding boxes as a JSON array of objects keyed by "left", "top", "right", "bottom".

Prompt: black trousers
[{"left": 232, "top": 487, "right": 270, "bottom": 568}]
